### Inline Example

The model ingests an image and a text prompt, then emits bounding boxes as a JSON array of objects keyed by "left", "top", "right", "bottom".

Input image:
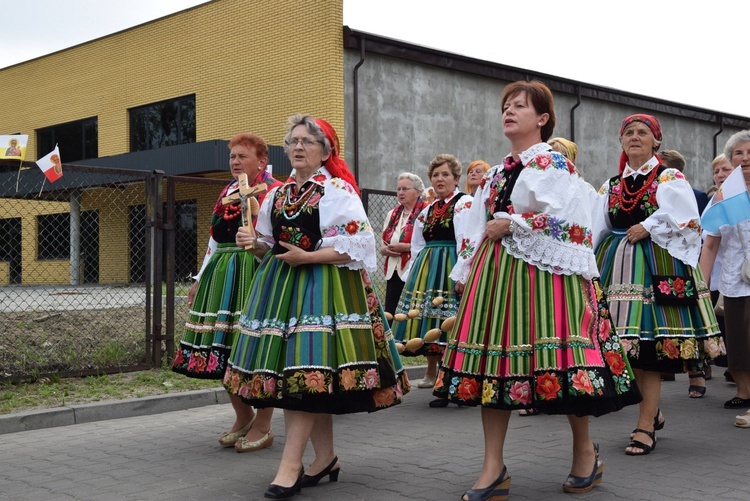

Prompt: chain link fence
[{"left": 0, "top": 168, "right": 395, "bottom": 382}]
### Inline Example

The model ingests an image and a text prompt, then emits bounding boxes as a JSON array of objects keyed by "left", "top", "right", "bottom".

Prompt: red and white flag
[{"left": 36, "top": 146, "right": 63, "bottom": 182}]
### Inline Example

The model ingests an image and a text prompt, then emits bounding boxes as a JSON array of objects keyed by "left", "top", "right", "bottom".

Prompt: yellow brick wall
[{"left": 0, "top": 0, "right": 344, "bottom": 285}]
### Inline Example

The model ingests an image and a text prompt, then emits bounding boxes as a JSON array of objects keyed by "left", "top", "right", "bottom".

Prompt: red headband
[{"left": 315, "top": 118, "right": 360, "bottom": 194}]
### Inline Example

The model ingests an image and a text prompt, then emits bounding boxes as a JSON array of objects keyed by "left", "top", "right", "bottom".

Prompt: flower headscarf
[
  {"left": 315, "top": 118, "right": 360, "bottom": 194},
  {"left": 619, "top": 114, "right": 663, "bottom": 173}
]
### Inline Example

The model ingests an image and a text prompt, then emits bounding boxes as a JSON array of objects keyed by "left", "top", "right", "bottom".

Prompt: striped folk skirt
[
  {"left": 596, "top": 231, "right": 722, "bottom": 373},
  {"left": 434, "top": 239, "right": 641, "bottom": 416},
  {"left": 224, "top": 255, "right": 410, "bottom": 414},
  {"left": 172, "top": 243, "right": 256, "bottom": 380},
  {"left": 392, "top": 241, "right": 460, "bottom": 357}
]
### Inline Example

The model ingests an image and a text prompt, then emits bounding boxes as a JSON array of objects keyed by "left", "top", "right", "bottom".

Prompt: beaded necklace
[
  {"left": 283, "top": 181, "right": 317, "bottom": 220},
  {"left": 616, "top": 167, "right": 659, "bottom": 213},
  {"left": 222, "top": 203, "right": 242, "bottom": 221},
  {"left": 431, "top": 199, "right": 451, "bottom": 220}
]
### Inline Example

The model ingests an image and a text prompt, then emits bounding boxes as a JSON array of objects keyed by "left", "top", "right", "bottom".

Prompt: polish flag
[{"left": 36, "top": 146, "right": 63, "bottom": 182}]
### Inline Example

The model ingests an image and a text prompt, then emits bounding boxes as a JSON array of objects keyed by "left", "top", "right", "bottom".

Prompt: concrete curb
[{"left": 0, "top": 365, "right": 427, "bottom": 435}]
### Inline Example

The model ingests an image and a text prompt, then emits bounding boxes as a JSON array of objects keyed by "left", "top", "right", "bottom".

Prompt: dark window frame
[
  {"left": 129, "top": 94, "right": 196, "bottom": 152},
  {"left": 37, "top": 212, "right": 70, "bottom": 261},
  {"left": 37, "top": 116, "right": 98, "bottom": 162}
]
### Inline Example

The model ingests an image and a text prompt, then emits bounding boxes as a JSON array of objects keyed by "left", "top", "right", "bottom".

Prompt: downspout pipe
[
  {"left": 352, "top": 36, "right": 366, "bottom": 185},
  {"left": 570, "top": 85, "right": 581, "bottom": 142},
  {"left": 712, "top": 115, "right": 724, "bottom": 159}
]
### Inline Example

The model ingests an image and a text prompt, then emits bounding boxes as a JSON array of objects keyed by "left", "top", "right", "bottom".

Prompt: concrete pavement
[{"left": 0, "top": 367, "right": 748, "bottom": 501}]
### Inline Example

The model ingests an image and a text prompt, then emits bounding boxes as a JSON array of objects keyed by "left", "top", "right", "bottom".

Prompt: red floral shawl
[{"left": 382, "top": 198, "right": 426, "bottom": 273}]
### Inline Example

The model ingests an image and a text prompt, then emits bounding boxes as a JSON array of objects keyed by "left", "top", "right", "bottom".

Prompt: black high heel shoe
[
  {"left": 300, "top": 456, "right": 340, "bottom": 488},
  {"left": 462, "top": 466, "right": 510, "bottom": 501},
  {"left": 563, "top": 443, "right": 603, "bottom": 493},
  {"left": 264, "top": 468, "right": 304, "bottom": 499}
]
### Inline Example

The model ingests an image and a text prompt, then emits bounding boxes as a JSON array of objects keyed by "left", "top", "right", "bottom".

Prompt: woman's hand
[
  {"left": 455, "top": 282, "right": 465, "bottom": 294},
  {"left": 626, "top": 223, "right": 649, "bottom": 243},
  {"left": 485, "top": 219, "right": 512, "bottom": 242},
  {"left": 274, "top": 241, "right": 310, "bottom": 267},
  {"left": 381, "top": 244, "right": 400, "bottom": 257},
  {"left": 186, "top": 280, "right": 199, "bottom": 307},
  {"left": 236, "top": 227, "right": 256, "bottom": 249},
  {"left": 388, "top": 242, "right": 411, "bottom": 254}
]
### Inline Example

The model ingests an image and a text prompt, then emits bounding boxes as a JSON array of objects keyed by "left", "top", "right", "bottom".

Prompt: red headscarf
[
  {"left": 618, "top": 114, "right": 663, "bottom": 173},
  {"left": 315, "top": 118, "right": 360, "bottom": 194}
]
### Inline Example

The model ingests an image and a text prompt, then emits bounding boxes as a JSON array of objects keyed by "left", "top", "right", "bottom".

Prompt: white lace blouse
[
  {"left": 592, "top": 156, "right": 702, "bottom": 268},
  {"left": 450, "top": 143, "right": 600, "bottom": 284}
]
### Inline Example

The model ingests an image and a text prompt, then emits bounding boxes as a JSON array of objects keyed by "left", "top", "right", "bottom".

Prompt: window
[
  {"left": 37, "top": 117, "right": 98, "bottom": 162},
  {"left": 129, "top": 95, "right": 196, "bottom": 152},
  {"left": 37, "top": 213, "right": 70, "bottom": 260}
]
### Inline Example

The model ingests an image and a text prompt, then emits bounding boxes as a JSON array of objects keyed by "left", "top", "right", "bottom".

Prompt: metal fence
[{"left": 0, "top": 166, "right": 396, "bottom": 382}]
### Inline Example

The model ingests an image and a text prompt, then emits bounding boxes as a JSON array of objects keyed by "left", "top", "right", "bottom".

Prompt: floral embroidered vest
[
  {"left": 270, "top": 181, "right": 324, "bottom": 254},
  {"left": 424, "top": 192, "right": 465, "bottom": 242},
  {"left": 607, "top": 165, "right": 666, "bottom": 229}
]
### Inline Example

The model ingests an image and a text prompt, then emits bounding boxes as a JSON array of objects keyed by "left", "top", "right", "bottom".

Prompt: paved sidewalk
[{"left": 0, "top": 367, "right": 748, "bottom": 501}]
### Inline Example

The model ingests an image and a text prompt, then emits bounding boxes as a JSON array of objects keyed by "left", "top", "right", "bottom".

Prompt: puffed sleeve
[
  {"left": 318, "top": 178, "right": 377, "bottom": 271},
  {"left": 449, "top": 167, "right": 496, "bottom": 284},
  {"left": 452, "top": 194, "right": 474, "bottom": 257},
  {"left": 403, "top": 204, "right": 428, "bottom": 277},
  {"left": 640, "top": 168, "right": 701, "bottom": 267},
  {"left": 503, "top": 152, "right": 599, "bottom": 279},
  {"left": 254, "top": 185, "right": 280, "bottom": 248},
  {"left": 591, "top": 180, "right": 614, "bottom": 250}
]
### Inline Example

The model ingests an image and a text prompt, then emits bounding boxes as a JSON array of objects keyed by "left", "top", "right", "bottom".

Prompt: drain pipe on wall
[
  {"left": 569, "top": 84, "right": 581, "bottom": 142},
  {"left": 712, "top": 115, "right": 724, "bottom": 159},
  {"left": 352, "top": 36, "right": 366, "bottom": 185}
]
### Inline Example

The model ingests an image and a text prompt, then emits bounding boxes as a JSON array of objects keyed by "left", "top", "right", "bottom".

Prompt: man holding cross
[{"left": 172, "top": 132, "right": 282, "bottom": 453}]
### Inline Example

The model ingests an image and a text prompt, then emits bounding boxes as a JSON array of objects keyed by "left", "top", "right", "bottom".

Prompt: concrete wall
[{"left": 345, "top": 50, "right": 744, "bottom": 193}]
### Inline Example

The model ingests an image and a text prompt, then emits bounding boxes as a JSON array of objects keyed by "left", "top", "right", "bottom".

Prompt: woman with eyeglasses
[
  {"left": 227, "top": 114, "right": 410, "bottom": 499},
  {"left": 381, "top": 173, "right": 426, "bottom": 316},
  {"left": 391, "top": 154, "right": 473, "bottom": 407}
]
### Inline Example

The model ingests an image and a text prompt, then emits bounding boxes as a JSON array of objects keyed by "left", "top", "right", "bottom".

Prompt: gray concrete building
[{"left": 343, "top": 28, "right": 749, "bottom": 193}]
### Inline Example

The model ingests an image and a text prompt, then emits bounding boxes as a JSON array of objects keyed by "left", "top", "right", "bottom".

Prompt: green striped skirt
[
  {"left": 172, "top": 243, "right": 256, "bottom": 379},
  {"left": 434, "top": 238, "right": 641, "bottom": 416},
  {"left": 392, "top": 240, "right": 460, "bottom": 357},
  {"left": 596, "top": 230, "right": 722, "bottom": 372},
  {"left": 224, "top": 255, "right": 410, "bottom": 414}
]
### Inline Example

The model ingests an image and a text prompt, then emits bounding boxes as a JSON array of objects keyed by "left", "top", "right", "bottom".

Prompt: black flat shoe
[
  {"left": 300, "top": 456, "right": 340, "bottom": 488},
  {"left": 264, "top": 469, "right": 304, "bottom": 499},
  {"left": 462, "top": 466, "right": 510, "bottom": 501},
  {"left": 724, "top": 397, "right": 750, "bottom": 409},
  {"left": 563, "top": 443, "right": 603, "bottom": 493},
  {"left": 429, "top": 398, "right": 450, "bottom": 408}
]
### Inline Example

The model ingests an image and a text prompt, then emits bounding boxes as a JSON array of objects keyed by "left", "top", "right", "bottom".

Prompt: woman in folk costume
[
  {"left": 172, "top": 132, "right": 281, "bottom": 452},
  {"left": 593, "top": 114, "right": 721, "bottom": 455},
  {"left": 390, "top": 154, "right": 473, "bottom": 407},
  {"left": 380, "top": 172, "right": 426, "bottom": 315},
  {"left": 226, "top": 114, "right": 409, "bottom": 500},
  {"left": 434, "top": 80, "right": 640, "bottom": 500}
]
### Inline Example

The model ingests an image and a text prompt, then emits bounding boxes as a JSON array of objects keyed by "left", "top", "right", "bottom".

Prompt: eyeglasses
[
  {"left": 286, "top": 137, "right": 321, "bottom": 149},
  {"left": 396, "top": 187, "right": 417, "bottom": 192}
]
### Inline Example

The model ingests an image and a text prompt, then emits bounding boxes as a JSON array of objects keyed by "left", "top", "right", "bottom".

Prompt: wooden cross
[{"left": 221, "top": 173, "right": 267, "bottom": 249}]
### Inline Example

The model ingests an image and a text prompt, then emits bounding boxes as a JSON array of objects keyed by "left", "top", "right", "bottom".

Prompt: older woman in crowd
[
  {"left": 391, "top": 154, "right": 472, "bottom": 406},
  {"left": 436, "top": 80, "right": 639, "bottom": 499},
  {"left": 381, "top": 173, "right": 426, "bottom": 316},
  {"left": 227, "top": 114, "right": 409, "bottom": 499},
  {"left": 700, "top": 130, "right": 750, "bottom": 428},
  {"left": 172, "top": 132, "right": 280, "bottom": 452},
  {"left": 593, "top": 114, "right": 721, "bottom": 455},
  {"left": 465, "top": 160, "right": 491, "bottom": 196}
]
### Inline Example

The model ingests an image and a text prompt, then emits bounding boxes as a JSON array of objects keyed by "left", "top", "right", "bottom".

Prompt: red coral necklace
[{"left": 617, "top": 167, "right": 659, "bottom": 213}]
